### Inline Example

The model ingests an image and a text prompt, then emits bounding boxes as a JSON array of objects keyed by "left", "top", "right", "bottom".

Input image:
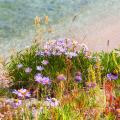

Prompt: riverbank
[{"left": 0, "top": 38, "right": 120, "bottom": 119}]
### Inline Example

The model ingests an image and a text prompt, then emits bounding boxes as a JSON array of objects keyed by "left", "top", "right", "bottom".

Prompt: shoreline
[{"left": 1, "top": 19, "right": 120, "bottom": 57}]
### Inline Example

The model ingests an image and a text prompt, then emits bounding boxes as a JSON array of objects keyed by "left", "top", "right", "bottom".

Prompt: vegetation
[{"left": 0, "top": 16, "right": 120, "bottom": 120}]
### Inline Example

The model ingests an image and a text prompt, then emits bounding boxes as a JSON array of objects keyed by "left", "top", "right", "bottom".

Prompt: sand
[{"left": 67, "top": 17, "right": 120, "bottom": 52}]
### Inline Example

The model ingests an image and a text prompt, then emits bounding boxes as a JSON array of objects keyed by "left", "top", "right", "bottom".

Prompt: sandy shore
[{"left": 72, "top": 18, "right": 120, "bottom": 52}]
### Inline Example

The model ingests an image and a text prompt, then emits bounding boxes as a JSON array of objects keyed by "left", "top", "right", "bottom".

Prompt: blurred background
[{"left": 0, "top": 0, "right": 120, "bottom": 56}]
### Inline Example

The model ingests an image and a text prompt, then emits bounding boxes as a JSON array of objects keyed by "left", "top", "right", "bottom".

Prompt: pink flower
[
  {"left": 34, "top": 73, "right": 43, "bottom": 83},
  {"left": 41, "top": 60, "right": 49, "bottom": 65},
  {"left": 12, "top": 99, "right": 22, "bottom": 108},
  {"left": 45, "top": 98, "right": 59, "bottom": 107},
  {"left": 17, "top": 64, "right": 23, "bottom": 69},
  {"left": 36, "top": 66, "right": 44, "bottom": 71},
  {"left": 42, "top": 77, "right": 50, "bottom": 85},
  {"left": 34, "top": 74, "right": 50, "bottom": 85},
  {"left": 12, "top": 88, "right": 31, "bottom": 98},
  {"left": 25, "top": 67, "right": 32, "bottom": 73},
  {"left": 57, "top": 74, "right": 66, "bottom": 81},
  {"left": 75, "top": 75, "right": 82, "bottom": 82}
]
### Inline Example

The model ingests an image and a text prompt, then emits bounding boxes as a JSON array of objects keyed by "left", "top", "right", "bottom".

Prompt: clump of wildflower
[
  {"left": 32, "top": 107, "right": 43, "bottom": 117},
  {"left": 34, "top": 73, "right": 43, "bottom": 83},
  {"left": 88, "top": 65, "right": 96, "bottom": 82},
  {"left": 42, "top": 77, "right": 51, "bottom": 85},
  {"left": 75, "top": 71, "right": 82, "bottom": 82},
  {"left": 113, "top": 68, "right": 119, "bottom": 75},
  {"left": 12, "top": 99, "right": 22, "bottom": 108},
  {"left": 12, "top": 88, "right": 31, "bottom": 98},
  {"left": 81, "top": 43, "right": 91, "bottom": 58},
  {"left": 81, "top": 43, "right": 89, "bottom": 52},
  {"left": 25, "top": 67, "right": 32, "bottom": 73},
  {"left": 57, "top": 74, "right": 66, "bottom": 81},
  {"left": 36, "top": 51, "right": 44, "bottom": 56},
  {"left": 112, "top": 51, "right": 118, "bottom": 66},
  {"left": 36, "top": 66, "right": 44, "bottom": 71},
  {"left": 44, "top": 98, "right": 59, "bottom": 107},
  {"left": 75, "top": 75, "right": 82, "bottom": 82},
  {"left": 107, "top": 73, "right": 118, "bottom": 80},
  {"left": 76, "top": 71, "right": 81, "bottom": 76},
  {"left": 65, "top": 52, "right": 77, "bottom": 58},
  {"left": 86, "top": 65, "right": 96, "bottom": 88},
  {"left": 84, "top": 51, "right": 91, "bottom": 59},
  {"left": 86, "top": 82, "right": 97, "bottom": 89},
  {"left": 38, "top": 38, "right": 80, "bottom": 57},
  {"left": 34, "top": 73, "right": 50, "bottom": 85},
  {"left": 17, "top": 64, "right": 23, "bottom": 69},
  {"left": 95, "top": 59, "right": 101, "bottom": 85},
  {"left": 41, "top": 60, "right": 49, "bottom": 65}
]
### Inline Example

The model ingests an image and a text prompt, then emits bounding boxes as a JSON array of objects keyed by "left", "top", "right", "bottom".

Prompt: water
[{"left": 0, "top": 0, "right": 120, "bottom": 56}]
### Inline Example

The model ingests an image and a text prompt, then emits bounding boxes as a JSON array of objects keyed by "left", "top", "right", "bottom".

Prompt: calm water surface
[{"left": 0, "top": 0, "right": 120, "bottom": 56}]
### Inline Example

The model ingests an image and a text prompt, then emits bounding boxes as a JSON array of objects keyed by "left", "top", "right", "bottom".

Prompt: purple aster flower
[
  {"left": 12, "top": 88, "right": 31, "bottom": 98},
  {"left": 81, "top": 43, "right": 89, "bottom": 53},
  {"left": 90, "top": 82, "right": 96, "bottom": 88},
  {"left": 25, "top": 67, "right": 32, "bottom": 73},
  {"left": 36, "top": 66, "right": 44, "bottom": 71},
  {"left": 44, "top": 50, "right": 51, "bottom": 56},
  {"left": 34, "top": 73, "right": 50, "bottom": 85},
  {"left": 34, "top": 73, "right": 43, "bottom": 83},
  {"left": 75, "top": 75, "right": 82, "bottom": 82},
  {"left": 36, "top": 51, "right": 45, "bottom": 56},
  {"left": 107, "top": 73, "right": 118, "bottom": 80},
  {"left": 42, "top": 38, "right": 80, "bottom": 57},
  {"left": 56, "top": 38, "right": 65, "bottom": 46},
  {"left": 84, "top": 51, "right": 92, "bottom": 59},
  {"left": 60, "top": 48, "right": 66, "bottom": 53},
  {"left": 65, "top": 52, "right": 77, "bottom": 58},
  {"left": 41, "top": 77, "right": 50, "bottom": 85},
  {"left": 52, "top": 50, "right": 57, "bottom": 55},
  {"left": 45, "top": 98, "right": 59, "bottom": 107},
  {"left": 36, "top": 51, "right": 41, "bottom": 56},
  {"left": 56, "top": 52, "right": 62, "bottom": 56},
  {"left": 57, "top": 74, "right": 66, "bottom": 81},
  {"left": 17, "top": 64, "right": 23, "bottom": 69},
  {"left": 86, "top": 82, "right": 97, "bottom": 89},
  {"left": 75, "top": 71, "right": 82, "bottom": 76},
  {"left": 41, "top": 60, "right": 49, "bottom": 65},
  {"left": 12, "top": 99, "right": 22, "bottom": 108}
]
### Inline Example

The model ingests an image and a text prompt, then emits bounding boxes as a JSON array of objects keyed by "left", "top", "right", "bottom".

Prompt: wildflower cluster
[
  {"left": 57, "top": 74, "right": 66, "bottom": 81},
  {"left": 107, "top": 73, "right": 118, "bottom": 80},
  {"left": 12, "top": 88, "right": 31, "bottom": 98},
  {"left": 34, "top": 73, "right": 50, "bottom": 85},
  {"left": 44, "top": 98, "right": 59, "bottom": 107},
  {"left": 37, "top": 38, "right": 79, "bottom": 58},
  {"left": 74, "top": 71, "right": 82, "bottom": 82},
  {"left": 5, "top": 34, "right": 120, "bottom": 119}
]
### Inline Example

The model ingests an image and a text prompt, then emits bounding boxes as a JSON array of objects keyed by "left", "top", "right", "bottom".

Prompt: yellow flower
[
  {"left": 14, "top": 99, "right": 19, "bottom": 102},
  {"left": 88, "top": 65, "right": 96, "bottom": 82}
]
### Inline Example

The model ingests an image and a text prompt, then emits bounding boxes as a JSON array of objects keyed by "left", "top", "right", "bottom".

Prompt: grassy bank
[
  {"left": 0, "top": 38, "right": 120, "bottom": 120},
  {"left": 0, "top": 16, "right": 120, "bottom": 120}
]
